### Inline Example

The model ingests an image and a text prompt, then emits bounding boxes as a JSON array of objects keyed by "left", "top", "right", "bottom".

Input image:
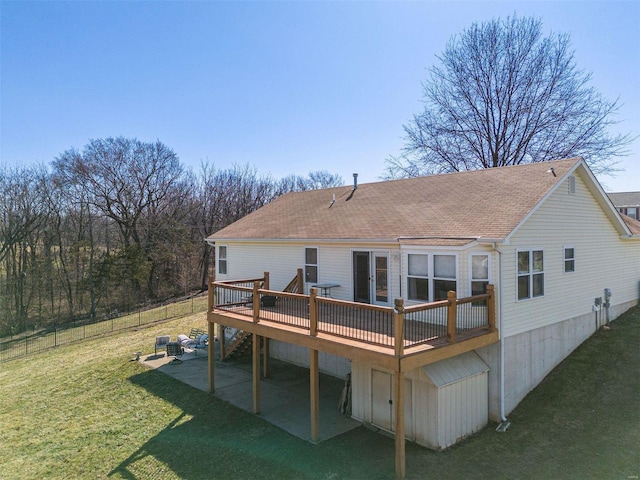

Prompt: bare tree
[{"left": 385, "top": 15, "right": 632, "bottom": 178}]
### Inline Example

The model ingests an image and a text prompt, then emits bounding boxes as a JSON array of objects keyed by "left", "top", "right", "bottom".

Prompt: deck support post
[
  {"left": 447, "top": 290, "right": 457, "bottom": 343},
  {"left": 394, "top": 369, "right": 406, "bottom": 480},
  {"left": 263, "top": 337, "right": 270, "bottom": 378},
  {"left": 487, "top": 284, "right": 496, "bottom": 331},
  {"left": 218, "top": 324, "right": 225, "bottom": 360},
  {"left": 310, "top": 348, "right": 319, "bottom": 442},
  {"left": 208, "top": 319, "right": 215, "bottom": 393},
  {"left": 253, "top": 334, "right": 261, "bottom": 414}
]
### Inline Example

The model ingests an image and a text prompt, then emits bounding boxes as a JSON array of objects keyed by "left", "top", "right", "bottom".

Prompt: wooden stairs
[{"left": 220, "top": 269, "right": 303, "bottom": 360}]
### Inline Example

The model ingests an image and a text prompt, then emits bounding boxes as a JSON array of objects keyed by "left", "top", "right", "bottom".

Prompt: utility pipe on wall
[{"left": 492, "top": 243, "right": 509, "bottom": 428}]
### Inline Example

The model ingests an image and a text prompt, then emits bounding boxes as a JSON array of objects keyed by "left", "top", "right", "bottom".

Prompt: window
[
  {"left": 408, "top": 254, "right": 429, "bottom": 301},
  {"left": 564, "top": 247, "right": 575, "bottom": 273},
  {"left": 305, "top": 247, "right": 318, "bottom": 283},
  {"left": 471, "top": 254, "right": 490, "bottom": 295},
  {"left": 628, "top": 207, "right": 638, "bottom": 220},
  {"left": 407, "top": 253, "right": 457, "bottom": 302},
  {"left": 218, "top": 246, "right": 227, "bottom": 275},
  {"left": 434, "top": 254, "right": 456, "bottom": 300},
  {"left": 517, "top": 249, "right": 544, "bottom": 300}
]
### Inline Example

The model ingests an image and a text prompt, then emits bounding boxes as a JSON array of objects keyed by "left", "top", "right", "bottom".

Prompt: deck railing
[{"left": 210, "top": 277, "right": 495, "bottom": 354}]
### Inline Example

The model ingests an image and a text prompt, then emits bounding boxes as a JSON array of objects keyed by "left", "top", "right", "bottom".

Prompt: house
[
  {"left": 608, "top": 191, "right": 640, "bottom": 220},
  {"left": 205, "top": 157, "right": 640, "bottom": 479}
]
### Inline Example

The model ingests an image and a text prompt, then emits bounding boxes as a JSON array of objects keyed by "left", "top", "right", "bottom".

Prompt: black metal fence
[{"left": 0, "top": 295, "right": 208, "bottom": 363}]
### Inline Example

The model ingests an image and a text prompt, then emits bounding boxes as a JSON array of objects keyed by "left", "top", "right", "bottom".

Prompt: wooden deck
[{"left": 208, "top": 280, "right": 498, "bottom": 371}]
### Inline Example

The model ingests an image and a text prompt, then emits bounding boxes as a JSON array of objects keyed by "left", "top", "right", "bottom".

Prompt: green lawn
[{"left": 1, "top": 306, "right": 638, "bottom": 479}]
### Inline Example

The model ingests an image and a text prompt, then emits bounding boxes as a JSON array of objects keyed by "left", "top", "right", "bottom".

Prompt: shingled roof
[{"left": 208, "top": 157, "right": 611, "bottom": 242}]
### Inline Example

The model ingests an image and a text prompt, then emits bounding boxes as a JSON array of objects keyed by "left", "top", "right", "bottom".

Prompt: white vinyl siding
[
  {"left": 211, "top": 241, "right": 400, "bottom": 301},
  {"left": 501, "top": 171, "right": 640, "bottom": 338}
]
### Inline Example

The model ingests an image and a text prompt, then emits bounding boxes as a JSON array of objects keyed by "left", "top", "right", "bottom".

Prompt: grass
[{"left": 1, "top": 306, "right": 638, "bottom": 480}]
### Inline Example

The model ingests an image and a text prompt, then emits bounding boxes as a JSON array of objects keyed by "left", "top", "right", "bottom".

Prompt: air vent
[{"left": 568, "top": 175, "right": 576, "bottom": 194}]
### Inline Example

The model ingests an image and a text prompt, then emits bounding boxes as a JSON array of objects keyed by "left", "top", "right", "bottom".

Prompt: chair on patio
[
  {"left": 154, "top": 335, "right": 171, "bottom": 355},
  {"left": 177, "top": 331, "right": 209, "bottom": 356}
]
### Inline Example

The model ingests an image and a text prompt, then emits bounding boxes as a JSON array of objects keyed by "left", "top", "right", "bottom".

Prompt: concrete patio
[{"left": 140, "top": 342, "right": 361, "bottom": 443}]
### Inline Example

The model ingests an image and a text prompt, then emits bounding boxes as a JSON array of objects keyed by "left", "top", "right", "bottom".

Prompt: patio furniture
[
  {"left": 177, "top": 329, "right": 209, "bottom": 356},
  {"left": 166, "top": 341, "right": 183, "bottom": 357},
  {"left": 154, "top": 335, "right": 171, "bottom": 355}
]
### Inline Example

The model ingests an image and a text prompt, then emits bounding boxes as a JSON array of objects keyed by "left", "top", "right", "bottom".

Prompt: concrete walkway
[{"left": 140, "top": 343, "right": 361, "bottom": 443}]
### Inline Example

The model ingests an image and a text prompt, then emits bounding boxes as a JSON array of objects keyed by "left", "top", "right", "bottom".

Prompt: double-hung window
[
  {"left": 471, "top": 254, "right": 490, "bottom": 296},
  {"left": 407, "top": 254, "right": 429, "bottom": 301},
  {"left": 218, "top": 246, "right": 228, "bottom": 275},
  {"left": 517, "top": 249, "right": 544, "bottom": 300},
  {"left": 407, "top": 253, "right": 457, "bottom": 302},
  {"left": 305, "top": 247, "right": 318, "bottom": 283},
  {"left": 433, "top": 254, "right": 456, "bottom": 300},
  {"left": 564, "top": 247, "right": 575, "bottom": 273}
]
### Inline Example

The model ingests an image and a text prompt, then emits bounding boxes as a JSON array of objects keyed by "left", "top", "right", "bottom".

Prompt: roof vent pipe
[{"left": 353, "top": 173, "right": 358, "bottom": 190}]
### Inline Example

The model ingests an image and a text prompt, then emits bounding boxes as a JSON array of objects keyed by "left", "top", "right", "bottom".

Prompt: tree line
[{"left": 0, "top": 137, "right": 343, "bottom": 336}]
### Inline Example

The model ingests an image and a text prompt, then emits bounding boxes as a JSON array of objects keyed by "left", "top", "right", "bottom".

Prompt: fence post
[
  {"left": 487, "top": 284, "right": 496, "bottom": 331},
  {"left": 394, "top": 298, "right": 405, "bottom": 357},
  {"left": 253, "top": 281, "right": 261, "bottom": 323},
  {"left": 309, "top": 288, "right": 318, "bottom": 336},
  {"left": 447, "top": 290, "right": 457, "bottom": 343}
]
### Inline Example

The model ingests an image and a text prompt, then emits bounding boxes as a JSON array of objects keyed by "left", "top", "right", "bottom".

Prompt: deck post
[
  {"left": 310, "top": 348, "right": 319, "bottom": 442},
  {"left": 253, "top": 334, "right": 261, "bottom": 414},
  {"left": 394, "top": 370, "right": 406, "bottom": 480},
  {"left": 309, "top": 288, "right": 318, "bottom": 336},
  {"left": 263, "top": 271, "right": 270, "bottom": 290},
  {"left": 253, "top": 281, "right": 261, "bottom": 323},
  {"left": 296, "top": 268, "right": 304, "bottom": 293},
  {"left": 208, "top": 320, "right": 215, "bottom": 393},
  {"left": 394, "top": 299, "right": 405, "bottom": 358},
  {"left": 487, "top": 284, "right": 496, "bottom": 331},
  {"left": 263, "top": 337, "right": 270, "bottom": 378},
  {"left": 447, "top": 290, "right": 457, "bottom": 343}
]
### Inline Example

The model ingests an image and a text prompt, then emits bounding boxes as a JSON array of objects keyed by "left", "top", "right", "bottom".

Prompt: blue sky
[{"left": 1, "top": 1, "right": 638, "bottom": 191}]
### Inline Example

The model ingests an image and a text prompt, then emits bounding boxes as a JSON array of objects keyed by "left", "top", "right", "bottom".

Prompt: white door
[{"left": 371, "top": 369, "right": 412, "bottom": 438}]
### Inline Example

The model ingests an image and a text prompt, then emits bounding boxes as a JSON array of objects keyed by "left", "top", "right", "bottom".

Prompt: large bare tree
[{"left": 385, "top": 15, "right": 632, "bottom": 178}]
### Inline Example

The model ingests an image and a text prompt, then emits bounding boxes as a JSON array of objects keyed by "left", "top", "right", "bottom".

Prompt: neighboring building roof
[
  {"left": 621, "top": 214, "right": 640, "bottom": 236},
  {"left": 607, "top": 191, "right": 640, "bottom": 207},
  {"left": 208, "top": 157, "right": 634, "bottom": 243}
]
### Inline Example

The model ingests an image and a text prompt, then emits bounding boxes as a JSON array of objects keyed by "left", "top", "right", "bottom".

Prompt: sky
[{"left": 1, "top": 0, "right": 639, "bottom": 192}]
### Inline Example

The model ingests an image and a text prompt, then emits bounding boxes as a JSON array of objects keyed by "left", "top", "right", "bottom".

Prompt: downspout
[{"left": 492, "top": 243, "right": 510, "bottom": 430}]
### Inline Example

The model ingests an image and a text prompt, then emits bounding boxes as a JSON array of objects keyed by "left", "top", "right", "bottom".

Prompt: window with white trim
[
  {"left": 470, "top": 254, "right": 490, "bottom": 296},
  {"left": 305, "top": 247, "right": 318, "bottom": 283},
  {"left": 218, "top": 245, "right": 227, "bottom": 275},
  {"left": 406, "top": 253, "right": 457, "bottom": 302},
  {"left": 407, "top": 254, "right": 429, "bottom": 301},
  {"left": 434, "top": 254, "right": 456, "bottom": 300},
  {"left": 517, "top": 249, "right": 544, "bottom": 300},
  {"left": 564, "top": 247, "right": 575, "bottom": 273}
]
